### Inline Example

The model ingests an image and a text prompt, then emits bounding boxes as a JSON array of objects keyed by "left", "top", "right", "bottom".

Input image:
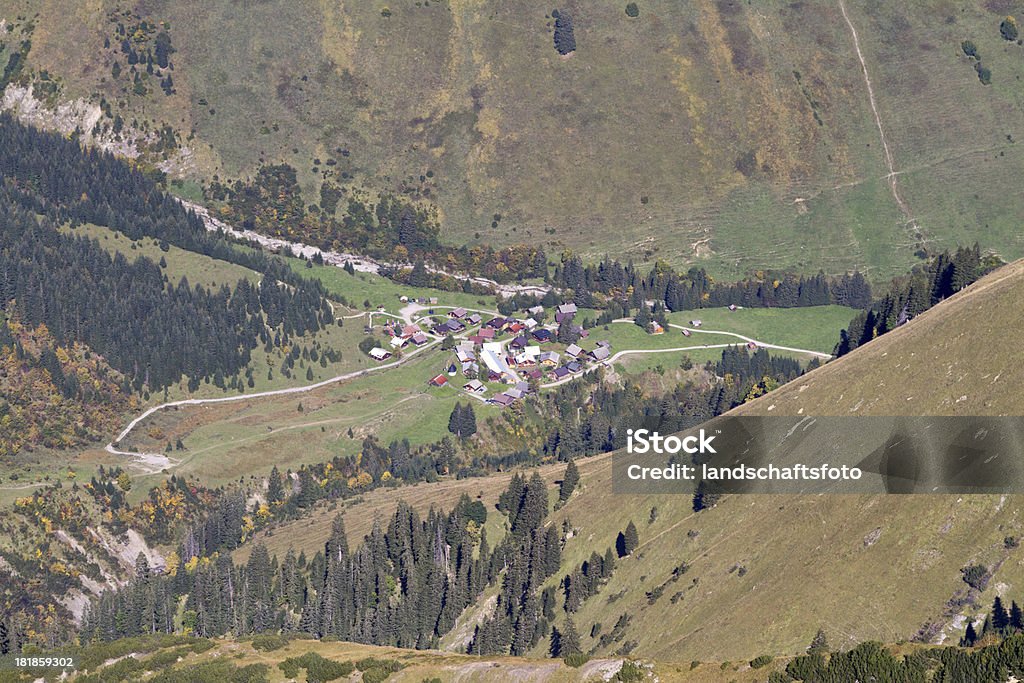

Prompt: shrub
[
  {"left": 976, "top": 63, "right": 992, "bottom": 85},
  {"left": 625, "top": 3, "right": 640, "bottom": 17},
  {"left": 564, "top": 652, "right": 590, "bottom": 668},
  {"left": 962, "top": 564, "right": 990, "bottom": 590},
  {"left": 251, "top": 634, "right": 289, "bottom": 652},
  {"left": 751, "top": 654, "right": 774, "bottom": 669},
  {"left": 961, "top": 39, "right": 978, "bottom": 58},
  {"left": 1001, "top": 16, "right": 1019, "bottom": 41},
  {"left": 615, "top": 661, "right": 645, "bottom": 681}
]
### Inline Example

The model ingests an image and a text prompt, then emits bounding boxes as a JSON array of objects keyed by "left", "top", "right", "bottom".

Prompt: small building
[
  {"left": 747, "top": 341, "right": 758, "bottom": 350},
  {"left": 681, "top": 328, "right": 692, "bottom": 337},
  {"left": 490, "top": 393, "right": 516, "bottom": 408},
  {"left": 565, "top": 343, "right": 584, "bottom": 359},
  {"left": 399, "top": 295, "right": 409, "bottom": 303},
  {"left": 447, "top": 363, "right": 459, "bottom": 376},
  {"left": 526, "top": 368, "right": 544, "bottom": 380},
  {"left": 557, "top": 303, "right": 578, "bottom": 315},
  {"left": 464, "top": 379, "right": 486, "bottom": 394},
  {"left": 528, "top": 305, "right": 545, "bottom": 316},
  {"left": 505, "top": 387, "right": 525, "bottom": 400},
  {"left": 428, "top": 374, "right": 448, "bottom": 387},
  {"left": 728, "top": 304, "right": 738, "bottom": 311},
  {"left": 368, "top": 347, "right": 392, "bottom": 361},
  {"left": 539, "top": 351, "right": 560, "bottom": 367},
  {"left": 449, "top": 307, "right": 468, "bottom": 319},
  {"left": 597, "top": 340, "right": 611, "bottom": 348},
  {"left": 574, "top": 325, "right": 589, "bottom": 339},
  {"left": 532, "top": 329, "right": 554, "bottom": 343},
  {"left": 591, "top": 346, "right": 611, "bottom": 362},
  {"left": 649, "top": 322, "right": 665, "bottom": 335},
  {"left": 389, "top": 335, "right": 408, "bottom": 349},
  {"left": 411, "top": 332, "right": 430, "bottom": 346},
  {"left": 689, "top": 319, "right": 703, "bottom": 327},
  {"left": 515, "top": 381, "right": 531, "bottom": 394}
]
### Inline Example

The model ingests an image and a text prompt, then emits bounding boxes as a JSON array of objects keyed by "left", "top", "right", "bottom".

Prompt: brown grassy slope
[
  {"left": 7, "top": 1, "right": 1024, "bottom": 276},
  {"left": 535, "top": 260, "right": 1024, "bottom": 663}
]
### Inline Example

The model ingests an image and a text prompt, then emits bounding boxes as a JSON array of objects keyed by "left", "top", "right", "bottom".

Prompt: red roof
[{"left": 428, "top": 375, "right": 448, "bottom": 386}]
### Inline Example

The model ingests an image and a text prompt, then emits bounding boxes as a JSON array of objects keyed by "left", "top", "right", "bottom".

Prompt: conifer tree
[{"left": 559, "top": 460, "right": 579, "bottom": 502}]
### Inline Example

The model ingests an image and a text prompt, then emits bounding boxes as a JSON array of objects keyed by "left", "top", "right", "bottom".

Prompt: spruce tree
[
  {"left": 460, "top": 402, "right": 478, "bottom": 438},
  {"left": 559, "top": 460, "right": 580, "bottom": 502},
  {"left": 560, "top": 615, "right": 582, "bottom": 655}
]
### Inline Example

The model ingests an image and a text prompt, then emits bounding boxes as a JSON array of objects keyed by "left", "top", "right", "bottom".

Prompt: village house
[
  {"left": 523, "top": 317, "right": 538, "bottom": 330},
  {"left": 410, "top": 332, "right": 429, "bottom": 346},
  {"left": 481, "top": 342, "right": 515, "bottom": 382},
  {"left": 558, "top": 302, "right": 578, "bottom": 315},
  {"left": 449, "top": 307, "right": 468, "bottom": 319},
  {"left": 590, "top": 346, "right": 611, "bottom": 362},
  {"left": 464, "top": 379, "right": 486, "bottom": 394},
  {"left": 478, "top": 328, "right": 496, "bottom": 340},
  {"left": 428, "top": 374, "right": 448, "bottom": 387},
  {"left": 389, "top": 335, "right": 408, "bottom": 349},
  {"left": 552, "top": 367, "right": 571, "bottom": 380},
  {"left": 532, "top": 329, "right": 554, "bottom": 343},
  {"left": 565, "top": 343, "right": 584, "bottom": 359},
  {"left": 566, "top": 361, "right": 583, "bottom": 373},
  {"left": 468, "top": 335, "right": 487, "bottom": 346},
  {"left": 401, "top": 324, "right": 420, "bottom": 338},
  {"left": 466, "top": 313, "right": 483, "bottom": 326},
  {"left": 528, "top": 305, "right": 545, "bottom": 316},
  {"left": 368, "top": 347, "right": 391, "bottom": 361},
  {"left": 509, "top": 335, "right": 529, "bottom": 350},
  {"left": 489, "top": 393, "right": 516, "bottom": 408},
  {"left": 539, "top": 351, "right": 560, "bottom": 367}
]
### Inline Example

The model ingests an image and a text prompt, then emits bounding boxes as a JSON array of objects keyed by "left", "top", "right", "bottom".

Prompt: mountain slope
[
  {"left": 533, "top": 260, "right": 1024, "bottom": 662},
  {"left": 4, "top": 1, "right": 1024, "bottom": 276}
]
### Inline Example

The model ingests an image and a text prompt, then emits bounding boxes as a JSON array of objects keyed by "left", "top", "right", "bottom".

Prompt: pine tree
[
  {"left": 560, "top": 615, "right": 582, "bottom": 655},
  {"left": 993, "top": 596, "right": 1010, "bottom": 632},
  {"left": 616, "top": 521, "right": 639, "bottom": 557},
  {"left": 460, "top": 402, "right": 478, "bottom": 438},
  {"left": 448, "top": 403, "right": 464, "bottom": 437},
  {"left": 559, "top": 460, "right": 579, "bottom": 502}
]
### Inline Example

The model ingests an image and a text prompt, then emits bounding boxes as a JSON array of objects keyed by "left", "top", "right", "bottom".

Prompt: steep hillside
[
  {"left": 528, "top": 260, "right": 1024, "bottom": 662},
  {"left": 4, "top": 1, "right": 1024, "bottom": 276}
]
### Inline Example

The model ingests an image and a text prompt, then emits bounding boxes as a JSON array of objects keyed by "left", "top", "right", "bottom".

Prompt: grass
[
  {"left": 65, "top": 222, "right": 260, "bottom": 290},
  {"left": 665, "top": 305, "right": 859, "bottom": 354},
  {"left": 120, "top": 348, "right": 498, "bottom": 489},
  {"left": 12, "top": 0, "right": 1024, "bottom": 280},
  {"left": 282, "top": 256, "right": 501, "bottom": 315}
]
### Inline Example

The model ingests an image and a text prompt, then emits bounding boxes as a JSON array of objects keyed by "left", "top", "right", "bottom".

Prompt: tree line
[{"left": 835, "top": 245, "right": 997, "bottom": 356}]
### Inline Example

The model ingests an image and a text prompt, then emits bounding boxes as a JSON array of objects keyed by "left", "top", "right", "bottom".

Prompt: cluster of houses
[
  {"left": 422, "top": 303, "right": 617, "bottom": 407},
  {"left": 381, "top": 320, "right": 431, "bottom": 351}
]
